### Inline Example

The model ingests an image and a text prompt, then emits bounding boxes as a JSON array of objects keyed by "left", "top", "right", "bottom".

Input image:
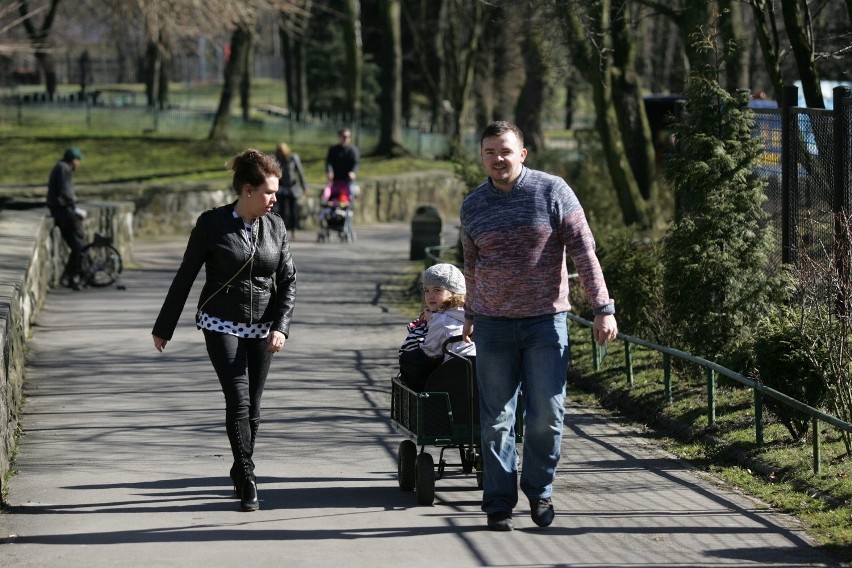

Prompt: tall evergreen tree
[{"left": 662, "top": 31, "right": 783, "bottom": 363}]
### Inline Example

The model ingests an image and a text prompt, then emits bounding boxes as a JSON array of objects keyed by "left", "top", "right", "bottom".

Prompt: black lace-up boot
[{"left": 226, "top": 419, "right": 258, "bottom": 511}]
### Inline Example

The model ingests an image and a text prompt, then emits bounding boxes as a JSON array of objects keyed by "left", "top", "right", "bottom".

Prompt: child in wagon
[{"left": 398, "top": 263, "right": 475, "bottom": 391}]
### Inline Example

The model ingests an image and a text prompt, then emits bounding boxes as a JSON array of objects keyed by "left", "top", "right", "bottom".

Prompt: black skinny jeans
[
  {"left": 203, "top": 330, "right": 273, "bottom": 424},
  {"left": 54, "top": 211, "right": 86, "bottom": 281}
]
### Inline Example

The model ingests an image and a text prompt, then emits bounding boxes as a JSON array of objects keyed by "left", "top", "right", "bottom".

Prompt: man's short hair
[{"left": 480, "top": 121, "right": 524, "bottom": 147}]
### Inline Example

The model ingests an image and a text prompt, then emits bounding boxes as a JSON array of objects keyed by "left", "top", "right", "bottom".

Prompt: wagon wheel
[
  {"left": 415, "top": 452, "right": 435, "bottom": 505},
  {"left": 398, "top": 440, "right": 417, "bottom": 491},
  {"left": 461, "top": 445, "right": 474, "bottom": 475}
]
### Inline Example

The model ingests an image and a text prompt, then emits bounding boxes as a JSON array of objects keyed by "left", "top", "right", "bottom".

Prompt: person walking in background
[
  {"left": 46, "top": 147, "right": 86, "bottom": 290},
  {"left": 152, "top": 148, "right": 297, "bottom": 513},
  {"left": 460, "top": 121, "right": 618, "bottom": 532},
  {"left": 274, "top": 142, "right": 307, "bottom": 238},
  {"left": 325, "top": 127, "right": 360, "bottom": 191}
]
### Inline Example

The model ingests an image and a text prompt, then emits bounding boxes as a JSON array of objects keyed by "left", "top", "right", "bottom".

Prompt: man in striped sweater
[{"left": 460, "top": 121, "right": 618, "bottom": 532}]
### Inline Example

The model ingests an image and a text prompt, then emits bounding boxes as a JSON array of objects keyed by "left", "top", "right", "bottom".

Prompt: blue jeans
[{"left": 474, "top": 313, "right": 569, "bottom": 514}]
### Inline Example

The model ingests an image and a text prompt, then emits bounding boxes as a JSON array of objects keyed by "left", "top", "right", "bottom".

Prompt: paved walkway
[{"left": 0, "top": 222, "right": 843, "bottom": 567}]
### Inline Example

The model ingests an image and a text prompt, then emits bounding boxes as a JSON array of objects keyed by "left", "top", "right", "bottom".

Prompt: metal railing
[
  {"left": 566, "top": 312, "right": 852, "bottom": 474},
  {"left": 423, "top": 245, "right": 459, "bottom": 267}
]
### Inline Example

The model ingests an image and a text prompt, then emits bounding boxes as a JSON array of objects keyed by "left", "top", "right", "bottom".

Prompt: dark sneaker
[
  {"left": 487, "top": 511, "right": 515, "bottom": 531},
  {"left": 530, "top": 498, "right": 554, "bottom": 527},
  {"left": 60, "top": 276, "right": 80, "bottom": 290}
]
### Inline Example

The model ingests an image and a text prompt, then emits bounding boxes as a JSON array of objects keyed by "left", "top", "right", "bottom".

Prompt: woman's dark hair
[
  {"left": 479, "top": 120, "right": 524, "bottom": 147},
  {"left": 230, "top": 148, "right": 282, "bottom": 194}
]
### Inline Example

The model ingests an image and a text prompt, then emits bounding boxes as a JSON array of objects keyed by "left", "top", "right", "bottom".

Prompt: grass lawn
[
  {"left": 0, "top": 79, "right": 452, "bottom": 189},
  {"left": 0, "top": 134, "right": 451, "bottom": 189}
]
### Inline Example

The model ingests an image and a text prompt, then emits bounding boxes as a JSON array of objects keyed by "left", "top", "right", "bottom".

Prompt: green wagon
[{"left": 390, "top": 337, "right": 524, "bottom": 505}]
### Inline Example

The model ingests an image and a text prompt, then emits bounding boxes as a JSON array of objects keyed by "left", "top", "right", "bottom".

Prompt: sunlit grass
[{"left": 0, "top": 79, "right": 453, "bottom": 190}]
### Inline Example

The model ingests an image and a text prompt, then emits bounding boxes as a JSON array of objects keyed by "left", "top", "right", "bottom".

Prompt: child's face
[{"left": 424, "top": 285, "right": 452, "bottom": 313}]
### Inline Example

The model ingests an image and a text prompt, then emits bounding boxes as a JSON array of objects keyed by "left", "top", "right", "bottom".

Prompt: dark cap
[{"left": 63, "top": 147, "right": 83, "bottom": 161}]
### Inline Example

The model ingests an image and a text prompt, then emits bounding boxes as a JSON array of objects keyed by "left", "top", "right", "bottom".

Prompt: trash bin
[{"left": 410, "top": 205, "right": 442, "bottom": 261}]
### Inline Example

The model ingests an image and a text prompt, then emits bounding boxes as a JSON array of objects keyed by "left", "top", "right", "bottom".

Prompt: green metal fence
[{"left": 566, "top": 311, "right": 852, "bottom": 475}]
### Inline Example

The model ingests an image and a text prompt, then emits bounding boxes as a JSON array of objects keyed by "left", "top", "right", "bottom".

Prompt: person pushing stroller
[{"left": 317, "top": 178, "right": 356, "bottom": 242}]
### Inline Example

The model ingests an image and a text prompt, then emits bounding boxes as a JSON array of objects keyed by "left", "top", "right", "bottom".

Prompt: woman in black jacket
[{"left": 152, "top": 148, "right": 297, "bottom": 512}]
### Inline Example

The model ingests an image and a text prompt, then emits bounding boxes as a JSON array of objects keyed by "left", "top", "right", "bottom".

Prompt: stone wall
[
  {"left": 0, "top": 202, "right": 133, "bottom": 498},
  {"left": 33, "top": 170, "right": 467, "bottom": 236}
]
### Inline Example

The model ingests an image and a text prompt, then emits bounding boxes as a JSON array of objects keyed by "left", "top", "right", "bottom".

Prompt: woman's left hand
[{"left": 268, "top": 330, "right": 287, "bottom": 353}]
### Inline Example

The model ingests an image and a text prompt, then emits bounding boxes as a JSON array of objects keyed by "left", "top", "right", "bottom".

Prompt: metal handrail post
[
  {"left": 754, "top": 389, "right": 764, "bottom": 447},
  {"left": 812, "top": 417, "right": 821, "bottom": 475},
  {"left": 707, "top": 368, "right": 716, "bottom": 426},
  {"left": 625, "top": 342, "right": 634, "bottom": 387}
]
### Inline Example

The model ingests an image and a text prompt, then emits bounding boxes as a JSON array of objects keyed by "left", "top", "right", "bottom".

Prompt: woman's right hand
[{"left": 152, "top": 335, "right": 168, "bottom": 352}]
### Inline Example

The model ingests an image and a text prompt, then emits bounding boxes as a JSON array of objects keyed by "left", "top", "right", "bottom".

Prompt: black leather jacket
[{"left": 153, "top": 203, "right": 296, "bottom": 341}]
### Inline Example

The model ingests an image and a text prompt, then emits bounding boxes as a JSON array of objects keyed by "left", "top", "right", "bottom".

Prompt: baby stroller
[
  {"left": 391, "top": 336, "right": 524, "bottom": 505},
  {"left": 317, "top": 181, "right": 356, "bottom": 243}
]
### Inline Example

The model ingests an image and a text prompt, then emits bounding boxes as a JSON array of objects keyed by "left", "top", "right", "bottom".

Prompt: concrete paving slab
[{"left": 0, "top": 221, "right": 843, "bottom": 567}]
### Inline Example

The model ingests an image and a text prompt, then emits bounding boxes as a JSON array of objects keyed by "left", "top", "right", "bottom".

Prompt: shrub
[
  {"left": 748, "top": 312, "right": 829, "bottom": 441},
  {"left": 597, "top": 227, "right": 667, "bottom": 341}
]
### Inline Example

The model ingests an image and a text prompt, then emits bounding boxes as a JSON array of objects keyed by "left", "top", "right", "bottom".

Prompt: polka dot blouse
[{"left": 196, "top": 311, "right": 272, "bottom": 339}]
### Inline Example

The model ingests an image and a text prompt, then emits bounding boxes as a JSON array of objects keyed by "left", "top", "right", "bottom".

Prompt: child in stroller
[
  {"left": 398, "top": 263, "right": 475, "bottom": 391},
  {"left": 317, "top": 180, "right": 356, "bottom": 242}
]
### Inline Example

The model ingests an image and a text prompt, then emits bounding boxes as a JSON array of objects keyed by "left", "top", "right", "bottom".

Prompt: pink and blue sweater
[{"left": 460, "top": 167, "right": 614, "bottom": 319}]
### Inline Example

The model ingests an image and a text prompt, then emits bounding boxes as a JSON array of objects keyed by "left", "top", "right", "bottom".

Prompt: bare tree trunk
[
  {"left": 438, "top": 0, "right": 484, "bottom": 156},
  {"left": 281, "top": 18, "right": 298, "bottom": 114},
  {"left": 158, "top": 56, "right": 169, "bottom": 109},
  {"left": 474, "top": 50, "right": 495, "bottom": 130},
  {"left": 342, "top": 0, "right": 363, "bottom": 122},
  {"left": 750, "top": 0, "right": 784, "bottom": 101},
  {"left": 718, "top": 0, "right": 749, "bottom": 90},
  {"left": 296, "top": 33, "right": 308, "bottom": 117},
  {"left": 401, "top": 0, "right": 443, "bottom": 129},
  {"left": 19, "top": 0, "right": 60, "bottom": 99},
  {"left": 144, "top": 40, "right": 160, "bottom": 107},
  {"left": 564, "top": 73, "right": 575, "bottom": 129},
  {"left": 240, "top": 30, "right": 254, "bottom": 122},
  {"left": 209, "top": 25, "right": 251, "bottom": 141},
  {"left": 639, "top": 0, "right": 713, "bottom": 77},
  {"left": 514, "top": 10, "right": 547, "bottom": 153},
  {"left": 781, "top": 0, "right": 824, "bottom": 108},
  {"left": 611, "top": 0, "right": 658, "bottom": 201},
  {"left": 472, "top": 3, "right": 505, "bottom": 132},
  {"left": 376, "top": 0, "right": 406, "bottom": 156},
  {"left": 158, "top": 29, "right": 170, "bottom": 109},
  {"left": 558, "top": 0, "right": 655, "bottom": 228},
  {"left": 281, "top": 2, "right": 312, "bottom": 119}
]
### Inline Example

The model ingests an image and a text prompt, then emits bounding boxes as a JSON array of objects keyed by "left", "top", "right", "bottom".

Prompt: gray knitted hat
[{"left": 422, "top": 263, "right": 466, "bottom": 295}]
